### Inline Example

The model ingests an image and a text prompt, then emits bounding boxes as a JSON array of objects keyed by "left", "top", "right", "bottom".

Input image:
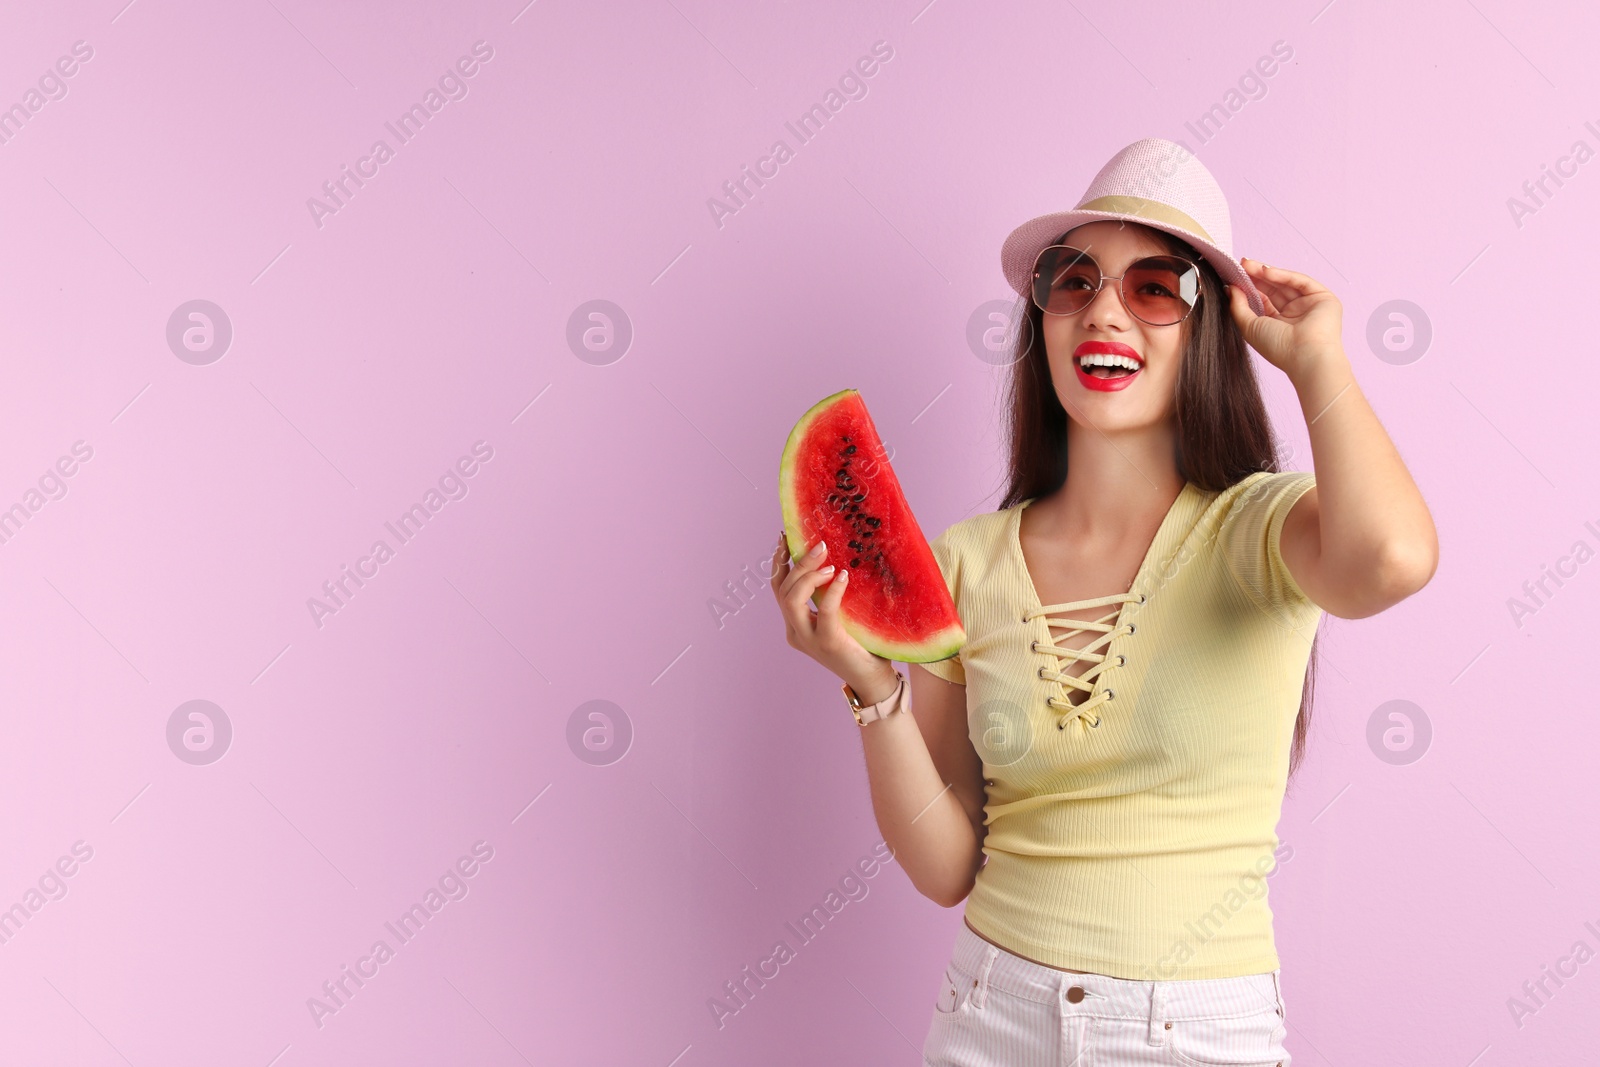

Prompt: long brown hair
[{"left": 998, "top": 223, "right": 1319, "bottom": 785}]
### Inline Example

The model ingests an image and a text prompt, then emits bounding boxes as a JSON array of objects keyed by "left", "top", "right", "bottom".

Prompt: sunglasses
[{"left": 1030, "top": 245, "right": 1202, "bottom": 326}]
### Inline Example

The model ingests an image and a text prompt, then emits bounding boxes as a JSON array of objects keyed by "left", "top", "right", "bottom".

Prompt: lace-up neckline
[
  {"left": 1011, "top": 486, "right": 1195, "bottom": 732},
  {"left": 1024, "top": 593, "right": 1144, "bottom": 729}
]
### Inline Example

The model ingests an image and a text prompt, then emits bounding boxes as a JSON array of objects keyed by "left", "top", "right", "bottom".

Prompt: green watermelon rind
[{"left": 778, "top": 388, "right": 966, "bottom": 664}]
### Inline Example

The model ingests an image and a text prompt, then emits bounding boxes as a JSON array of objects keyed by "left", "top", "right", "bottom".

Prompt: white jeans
[{"left": 923, "top": 923, "right": 1290, "bottom": 1066}]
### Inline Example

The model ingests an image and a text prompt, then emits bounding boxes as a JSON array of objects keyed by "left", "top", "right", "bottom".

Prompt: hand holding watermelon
[
  {"left": 770, "top": 531, "right": 899, "bottom": 700},
  {"left": 771, "top": 389, "right": 965, "bottom": 699}
]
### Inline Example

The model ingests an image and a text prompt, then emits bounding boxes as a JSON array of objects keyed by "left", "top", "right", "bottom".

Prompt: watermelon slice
[{"left": 778, "top": 388, "right": 965, "bottom": 663}]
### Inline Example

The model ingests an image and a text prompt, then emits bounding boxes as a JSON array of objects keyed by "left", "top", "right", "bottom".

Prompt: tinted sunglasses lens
[
  {"left": 1033, "top": 247, "right": 1098, "bottom": 315},
  {"left": 1124, "top": 257, "right": 1200, "bottom": 325}
]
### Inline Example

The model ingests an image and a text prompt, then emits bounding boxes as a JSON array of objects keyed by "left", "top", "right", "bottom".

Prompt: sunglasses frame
[{"left": 1029, "top": 244, "right": 1203, "bottom": 327}]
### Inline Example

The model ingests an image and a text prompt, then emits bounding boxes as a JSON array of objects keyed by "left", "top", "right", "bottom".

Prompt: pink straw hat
[{"left": 999, "top": 138, "right": 1266, "bottom": 317}]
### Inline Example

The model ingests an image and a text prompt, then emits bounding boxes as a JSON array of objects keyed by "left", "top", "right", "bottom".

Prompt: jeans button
[{"left": 1066, "top": 985, "right": 1085, "bottom": 1003}]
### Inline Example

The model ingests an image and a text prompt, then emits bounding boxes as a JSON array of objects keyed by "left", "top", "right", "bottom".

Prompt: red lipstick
[{"left": 1072, "top": 340, "right": 1143, "bottom": 393}]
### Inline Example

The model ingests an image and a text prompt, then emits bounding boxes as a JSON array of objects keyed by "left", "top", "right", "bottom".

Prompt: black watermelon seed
[
  {"left": 865, "top": 516, "right": 880, "bottom": 527},
  {"left": 844, "top": 445, "right": 857, "bottom": 454},
  {"left": 850, "top": 493, "right": 864, "bottom": 502},
  {"left": 850, "top": 558, "right": 860, "bottom": 567}
]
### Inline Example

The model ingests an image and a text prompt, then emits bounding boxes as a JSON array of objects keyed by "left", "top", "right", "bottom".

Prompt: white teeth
[{"left": 1078, "top": 352, "right": 1141, "bottom": 371}]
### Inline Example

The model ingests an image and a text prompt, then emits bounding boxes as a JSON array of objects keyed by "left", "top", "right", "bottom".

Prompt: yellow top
[{"left": 917, "top": 471, "right": 1321, "bottom": 980}]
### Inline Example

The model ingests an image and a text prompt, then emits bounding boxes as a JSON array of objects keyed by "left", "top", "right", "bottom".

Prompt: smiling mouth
[{"left": 1075, "top": 353, "right": 1143, "bottom": 380}]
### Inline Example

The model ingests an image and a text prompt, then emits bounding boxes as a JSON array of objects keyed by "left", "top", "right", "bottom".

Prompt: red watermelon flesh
[{"left": 778, "top": 389, "right": 965, "bottom": 663}]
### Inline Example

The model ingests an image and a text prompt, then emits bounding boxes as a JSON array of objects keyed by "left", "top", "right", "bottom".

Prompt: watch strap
[{"left": 843, "top": 672, "right": 907, "bottom": 725}]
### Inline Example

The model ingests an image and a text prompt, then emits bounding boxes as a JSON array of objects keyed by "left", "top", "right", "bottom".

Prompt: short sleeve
[
  {"left": 914, "top": 525, "right": 965, "bottom": 684},
  {"left": 1220, "top": 471, "right": 1320, "bottom": 620}
]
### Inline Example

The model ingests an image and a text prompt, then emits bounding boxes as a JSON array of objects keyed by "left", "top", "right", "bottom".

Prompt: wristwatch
[{"left": 842, "top": 671, "right": 908, "bottom": 725}]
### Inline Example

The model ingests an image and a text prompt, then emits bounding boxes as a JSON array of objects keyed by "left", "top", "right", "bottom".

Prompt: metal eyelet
[
  {"left": 1138, "top": 593, "right": 1147, "bottom": 605},
  {"left": 1126, "top": 622, "right": 1137, "bottom": 635},
  {"left": 1089, "top": 717, "right": 1101, "bottom": 728},
  {"left": 1117, "top": 655, "right": 1127, "bottom": 666},
  {"left": 1037, "top": 666, "right": 1048, "bottom": 680},
  {"left": 1104, "top": 688, "right": 1116, "bottom": 701},
  {"left": 1057, "top": 721, "right": 1065, "bottom": 730},
  {"left": 1030, "top": 640, "right": 1039, "bottom": 652}
]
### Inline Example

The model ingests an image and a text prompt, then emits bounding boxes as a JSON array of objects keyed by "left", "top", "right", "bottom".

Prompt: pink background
[{"left": 0, "top": 0, "right": 1595, "bottom": 1063}]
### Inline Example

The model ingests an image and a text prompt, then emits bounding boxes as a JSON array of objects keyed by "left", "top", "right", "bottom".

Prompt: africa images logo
[
  {"left": 306, "top": 41, "right": 495, "bottom": 229},
  {"left": 705, "top": 40, "right": 894, "bottom": 230},
  {"left": 306, "top": 441, "right": 494, "bottom": 629},
  {"left": 307, "top": 841, "right": 495, "bottom": 1029}
]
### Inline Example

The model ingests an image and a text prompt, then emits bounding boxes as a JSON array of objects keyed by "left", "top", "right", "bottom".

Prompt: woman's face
[{"left": 1039, "top": 221, "right": 1192, "bottom": 434}]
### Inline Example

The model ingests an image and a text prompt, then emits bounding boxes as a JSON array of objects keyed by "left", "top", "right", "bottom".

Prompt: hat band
[{"left": 1075, "top": 195, "right": 1213, "bottom": 245}]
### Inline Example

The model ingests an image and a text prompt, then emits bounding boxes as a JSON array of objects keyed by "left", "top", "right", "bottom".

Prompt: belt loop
[
  {"left": 972, "top": 944, "right": 1000, "bottom": 1010},
  {"left": 1147, "top": 980, "right": 1167, "bottom": 1046},
  {"left": 1271, "top": 970, "right": 1286, "bottom": 1017}
]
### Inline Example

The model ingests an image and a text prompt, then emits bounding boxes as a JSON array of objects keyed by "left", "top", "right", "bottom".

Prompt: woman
[{"left": 769, "top": 139, "right": 1437, "bottom": 1066}]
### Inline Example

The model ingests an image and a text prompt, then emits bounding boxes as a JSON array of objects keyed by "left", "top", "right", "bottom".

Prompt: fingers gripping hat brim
[{"left": 999, "top": 139, "right": 1268, "bottom": 318}]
